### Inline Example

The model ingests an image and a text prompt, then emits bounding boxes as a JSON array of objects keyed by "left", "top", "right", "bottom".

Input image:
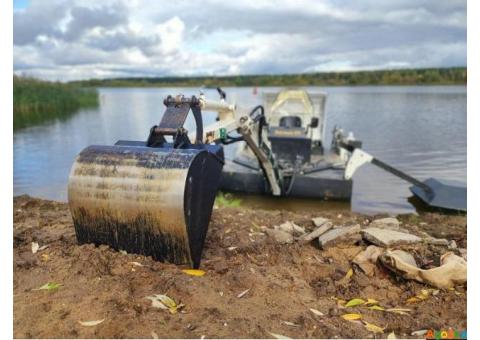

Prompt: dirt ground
[{"left": 13, "top": 195, "right": 467, "bottom": 339}]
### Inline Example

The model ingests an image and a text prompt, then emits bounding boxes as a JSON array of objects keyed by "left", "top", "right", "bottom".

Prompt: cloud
[{"left": 13, "top": 0, "right": 466, "bottom": 80}]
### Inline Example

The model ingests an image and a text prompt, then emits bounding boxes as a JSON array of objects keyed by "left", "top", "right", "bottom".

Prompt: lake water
[{"left": 13, "top": 86, "right": 466, "bottom": 214}]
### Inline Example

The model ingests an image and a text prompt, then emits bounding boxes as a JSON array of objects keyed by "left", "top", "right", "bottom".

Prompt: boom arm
[{"left": 192, "top": 93, "right": 283, "bottom": 196}]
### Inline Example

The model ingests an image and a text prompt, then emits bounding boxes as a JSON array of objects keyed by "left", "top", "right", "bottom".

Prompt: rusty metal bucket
[{"left": 67, "top": 96, "right": 224, "bottom": 268}]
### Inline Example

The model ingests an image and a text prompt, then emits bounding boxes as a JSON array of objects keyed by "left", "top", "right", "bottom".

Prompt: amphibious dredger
[
  {"left": 68, "top": 88, "right": 466, "bottom": 268},
  {"left": 218, "top": 89, "right": 361, "bottom": 199}
]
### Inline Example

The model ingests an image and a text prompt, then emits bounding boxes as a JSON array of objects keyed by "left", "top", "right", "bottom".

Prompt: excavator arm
[{"left": 195, "top": 93, "right": 283, "bottom": 196}]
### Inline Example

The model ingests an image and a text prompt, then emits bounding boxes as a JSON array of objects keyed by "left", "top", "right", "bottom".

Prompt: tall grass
[{"left": 13, "top": 76, "right": 99, "bottom": 129}]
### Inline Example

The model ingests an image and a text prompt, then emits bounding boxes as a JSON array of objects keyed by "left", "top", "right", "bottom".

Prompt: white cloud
[{"left": 13, "top": 0, "right": 466, "bottom": 81}]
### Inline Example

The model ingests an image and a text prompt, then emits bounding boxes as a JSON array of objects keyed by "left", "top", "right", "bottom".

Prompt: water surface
[{"left": 13, "top": 86, "right": 466, "bottom": 214}]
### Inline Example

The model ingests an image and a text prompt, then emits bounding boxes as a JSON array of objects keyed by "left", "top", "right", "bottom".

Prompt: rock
[
  {"left": 274, "top": 221, "right": 305, "bottom": 236},
  {"left": 318, "top": 224, "right": 361, "bottom": 249},
  {"left": 369, "top": 217, "right": 400, "bottom": 230},
  {"left": 387, "top": 249, "right": 417, "bottom": 267},
  {"left": 362, "top": 227, "right": 422, "bottom": 247},
  {"left": 448, "top": 240, "right": 458, "bottom": 249},
  {"left": 266, "top": 228, "right": 294, "bottom": 244},
  {"left": 298, "top": 222, "right": 333, "bottom": 244},
  {"left": 352, "top": 245, "right": 384, "bottom": 276},
  {"left": 424, "top": 237, "right": 449, "bottom": 246},
  {"left": 311, "top": 217, "right": 330, "bottom": 227}
]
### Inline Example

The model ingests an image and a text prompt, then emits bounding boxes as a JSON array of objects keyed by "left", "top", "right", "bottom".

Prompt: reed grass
[{"left": 13, "top": 76, "right": 99, "bottom": 129}]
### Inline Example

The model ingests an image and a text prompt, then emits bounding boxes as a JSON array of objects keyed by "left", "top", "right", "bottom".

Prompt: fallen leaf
[
  {"left": 368, "top": 305, "right": 385, "bottom": 311},
  {"left": 38, "top": 245, "right": 48, "bottom": 251},
  {"left": 331, "top": 296, "right": 347, "bottom": 307},
  {"left": 145, "top": 294, "right": 184, "bottom": 313},
  {"left": 237, "top": 289, "right": 250, "bottom": 298},
  {"left": 386, "top": 308, "right": 412, "bottom": 315},
  {"left": 309, "top": 308, "right": 324, "bottom": 316},
  {"left": 79, "top": 319, "right": 105, "bottom": 326},
  {"left": 363, "top": 321, "right": 384, "bottom": 334},
  {"left": 129, "top": 261, "right": 143, "bottom": 267},
  {"left": 406, "top": 297, "right": 421, "bottom": 304},
  {"left": 145, "top": 296, "right": 168, "bottom": 310},
  {"left": 182, "top": 269, "right": 206, "bottom": 277},
  {"left": 339, "top": 268, "right": 354, "bottom": 285},
  {"left": 365, "top": 298, "right": 379, "bottom": 306},
  {"left": 411, "top": 329, "right": 428, "bottom": 336},
  {"left": 268, "top": 331, "right": 292, "bottom": 339},
  {"left": 41, "top": 253, "right": 49, "bottom": 261},
  {"left": 34, "top": 282, "right": 61, "bottom": 291},
  {"left": 281, "top": 321, "right": 298, "bottom": 327},
  {"left": 341, "top": 313, "right": 362, "bottom": 321},
  {"left": 227, "top": 246, "right": 237, "bottom": 251},
  {"left": 387, "top": 331, "right": 397, "bottom": 339},
  {"left": 345, "top": 298, "right": 365, "bottom": 307},
  {"left": 31, "top": 242, "right": 39, "bottom": 254}
]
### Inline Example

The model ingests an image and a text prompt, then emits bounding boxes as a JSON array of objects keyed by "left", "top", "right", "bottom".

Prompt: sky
[{"left": 13, "top": 0, "right": 466, "bottom": 81}]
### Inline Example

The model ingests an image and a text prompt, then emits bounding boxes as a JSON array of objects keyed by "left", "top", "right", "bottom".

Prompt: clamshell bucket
[{"left": 68, "top": 96, "right": 224, "bottom": 268}]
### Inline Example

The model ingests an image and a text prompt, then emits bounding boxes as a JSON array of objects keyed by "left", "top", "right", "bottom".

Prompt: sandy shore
[{"left": 13, "top": 195, "right": 466, "bottom": 338}]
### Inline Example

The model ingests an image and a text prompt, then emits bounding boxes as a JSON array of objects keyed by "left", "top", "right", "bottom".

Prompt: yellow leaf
[
  {"left": 365, "top": 298, "right": 379, "bottom": 305},
  {"left": 339, "top": 268, "right": 354, "bottom": 286},
  {"left": 345, "top": 298, "right": 365, "bottom": 307},
  {"left": 182, "top": 269, "right": 206, "bottom": 277},
  {"left": 341, "top": 313, "right": 362, "bottom": 321},
  {"left": 419, "top": 289, "right": 430, "bottom": 299},
  {"left": 406, "top": 297, "right": 421, "bottom": 304},
  {"left": 368, "top": 305, "right": 385, "bottom": 311},
  {"left": 363, "top": 321, "right": 385, "bottom": 334}
]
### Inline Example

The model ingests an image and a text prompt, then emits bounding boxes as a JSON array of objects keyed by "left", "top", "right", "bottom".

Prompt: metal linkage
[{"left": 147, "top": 95, "right": 203, "bottom": 147}]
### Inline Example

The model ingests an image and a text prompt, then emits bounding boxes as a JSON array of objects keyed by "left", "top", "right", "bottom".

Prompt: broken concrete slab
[
  {"left": 424, "top": 237, "right": 449, "bottom": 246},
  {"left": 274, "top": 221, "right": 305, "bottom": 236},
  {"left": 318, "top": 224, "right": 361, "bottom": 249},
  {"left": 312, "top": 217, "right": 331, "bottom": 227},
  {"left": 362, "top": 227, "right": 422, "bottom": 247},
  {"left": 266, "top": 228, "right": 294, "bottom": 244},
  {"left": 298, "top": 222, "right": 333, "bottom": 244},
  {"left": 369, "top": 217, "right": 400, "bottom": 230},
  {"left": 352, "top": 245, "right": 384, "bottom": 276}
]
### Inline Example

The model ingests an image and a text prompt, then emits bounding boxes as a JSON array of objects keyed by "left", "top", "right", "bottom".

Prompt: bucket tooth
[{"left": 68, "top": 143, "right": 224, "bottom": 268}]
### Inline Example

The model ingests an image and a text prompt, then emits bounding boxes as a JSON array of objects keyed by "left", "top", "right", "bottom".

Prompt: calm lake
[{"left": 13, "top": 86, "right": 466, "bottom": 214}]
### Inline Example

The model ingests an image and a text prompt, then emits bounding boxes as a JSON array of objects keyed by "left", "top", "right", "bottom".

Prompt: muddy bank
[{"left": 13, "top": 195, "right": 466, "bottom": 338}]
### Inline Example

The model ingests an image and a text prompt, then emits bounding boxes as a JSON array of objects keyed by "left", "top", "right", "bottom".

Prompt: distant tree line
[{"left": 72, "top": 67, "right": 466, "bottom": 88}]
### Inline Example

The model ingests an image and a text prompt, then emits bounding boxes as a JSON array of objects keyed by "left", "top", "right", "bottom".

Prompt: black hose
[{"left": 248, "top": 105, "right": 266, "bottom": 143}]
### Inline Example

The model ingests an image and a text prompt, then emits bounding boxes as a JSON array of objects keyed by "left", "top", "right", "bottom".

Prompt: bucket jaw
[{"left": 68, "top": 95, "right": 224, "bottom": 268}]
